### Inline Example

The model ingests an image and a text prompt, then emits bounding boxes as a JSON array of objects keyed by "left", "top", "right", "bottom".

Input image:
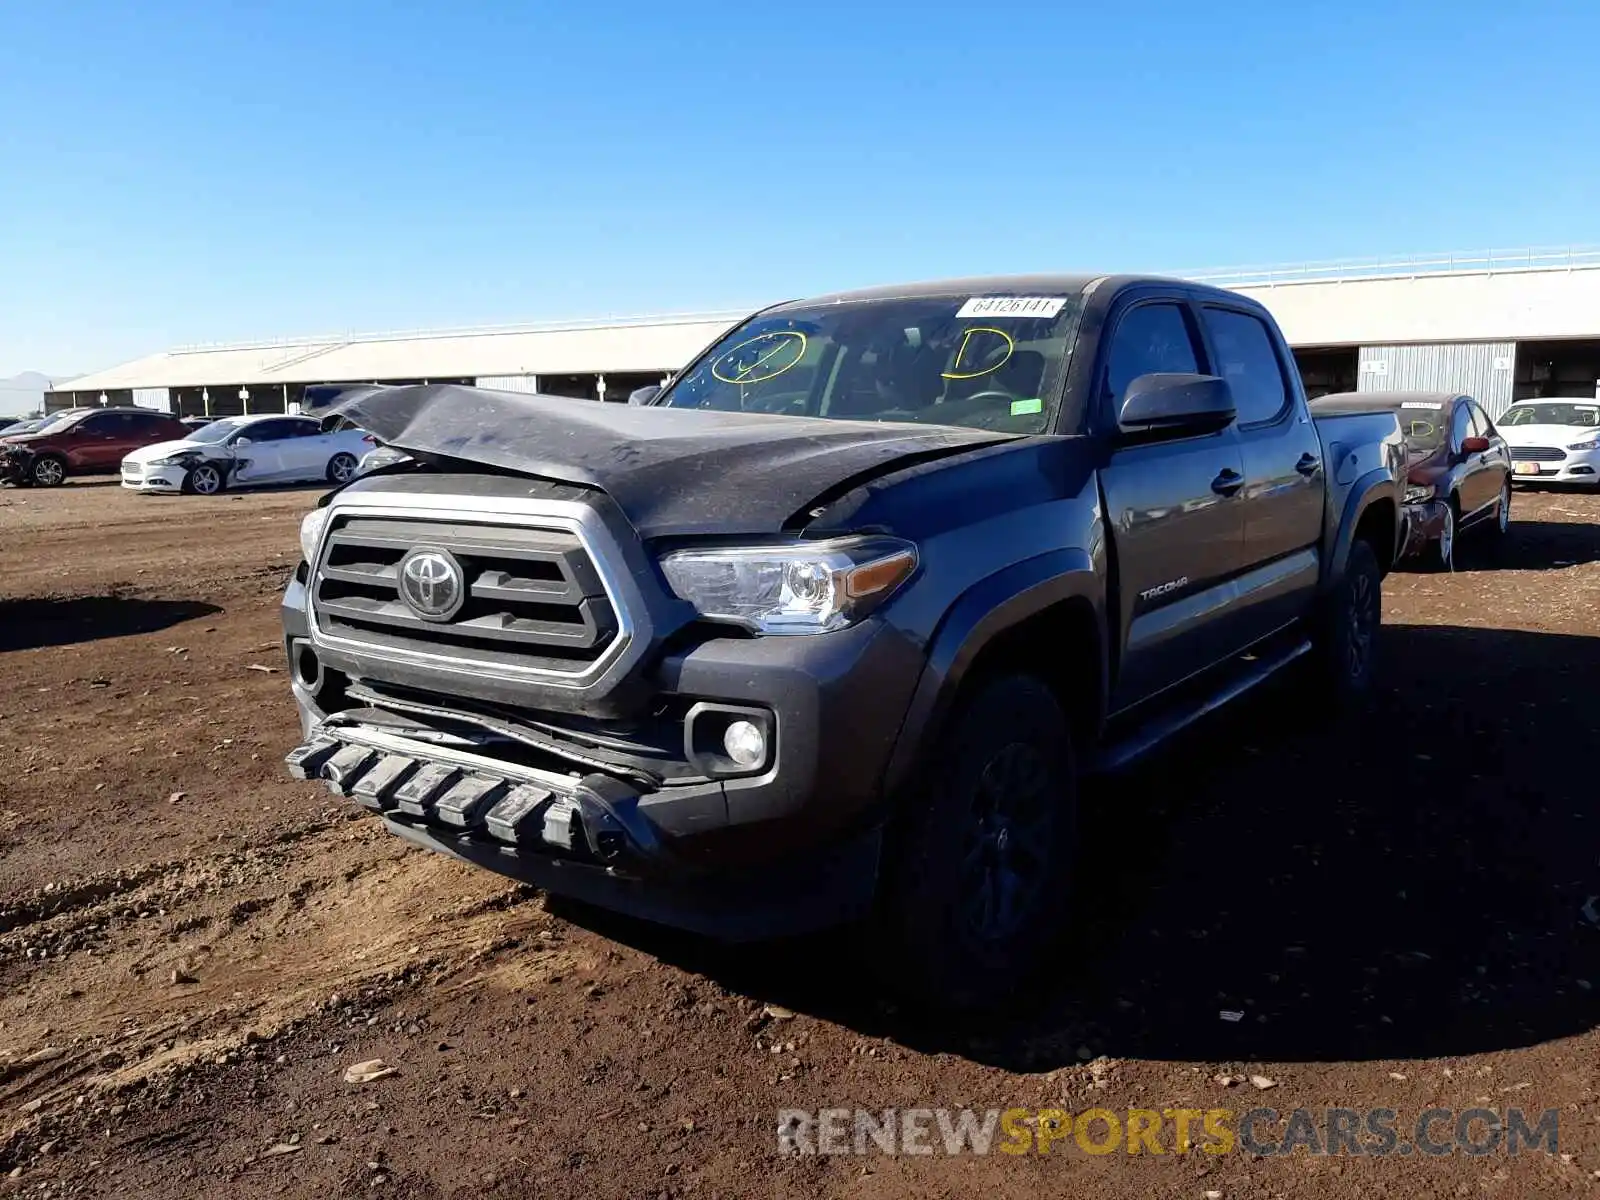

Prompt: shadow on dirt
[
  {"left": 555, "top": 621, "right": 1600, "bottom": 1067},
  {"left": 1395, "top": 518, "right": 1600, "bottom": 574},
  {"left": 0, "top": 595, "right": 223, "bottom": 652}
]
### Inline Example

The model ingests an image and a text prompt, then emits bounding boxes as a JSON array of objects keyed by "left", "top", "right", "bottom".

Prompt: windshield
[
  {"left": 657, "top": 292, "right": 1086, "bottom": 434},
  {"left": 32, "top": 409, "right": 92, "bottom": 434},
  {"left": 1501, "top": 401, "right": 1600, "bottom": 428},
  {"left": 187, "top": 418, "right": 245, "bottom": 443}
]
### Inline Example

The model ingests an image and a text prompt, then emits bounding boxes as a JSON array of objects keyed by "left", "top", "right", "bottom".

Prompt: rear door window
[{"left": 1200, "top": 307, "right": 1290, "bottom": 426}]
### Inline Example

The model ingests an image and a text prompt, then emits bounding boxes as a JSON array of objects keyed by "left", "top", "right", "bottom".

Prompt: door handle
[
  {"left": 1295, "top": 452, "right": 1321, "bottom": 476},
  {"left": 1211, "top": 468, "right": 1244, "bottom": 497}
]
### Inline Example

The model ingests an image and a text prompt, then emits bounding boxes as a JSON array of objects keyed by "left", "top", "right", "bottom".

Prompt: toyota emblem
[{"left": 398, "top": 547, "right": 465, "bottom": 621}]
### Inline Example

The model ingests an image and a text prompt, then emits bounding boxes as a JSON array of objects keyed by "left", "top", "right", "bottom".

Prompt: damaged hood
[
  {"left": 123, "top": 437, "right": 221, "bottom": 465},
  {"left": 313, "top": 383, "right": 1020, "bottom": 537}
]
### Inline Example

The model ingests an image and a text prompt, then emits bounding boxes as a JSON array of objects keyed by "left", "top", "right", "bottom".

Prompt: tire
[
  {"left": 29, "top": 455, "right": 66, "bottom": 488},
  {"left": 872, "top": 674, "right": 1077, "bottom": 1011},
  {"left": 182, "top": 462, "right": 225, "bottom": 496},
  {"left": 327, "top": 452, "right": 358, "bottom": 484},
  {"left": 1492, "top": 478, "right": 1511, "bottom": 537},
  {"left": 1309, "top": 537, "right": 1382, "bottom": 706},
  {"left": 1433, "top": 498, "right": 1457, "bottom": 572}
]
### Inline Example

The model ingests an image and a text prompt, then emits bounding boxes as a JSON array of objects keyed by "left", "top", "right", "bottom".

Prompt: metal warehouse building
[{"left": 47, "top": 248, "right": 1600, "bottom": 421}]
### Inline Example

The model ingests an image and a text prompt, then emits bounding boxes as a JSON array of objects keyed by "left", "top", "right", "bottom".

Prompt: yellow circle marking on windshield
[
  {"left": 1408, "top": 419, "right": 1436, "bottom": 439},
  {"left": 711, "top": 331, "right": 808, "bottom": 385},
  {"left": 942, "top": 326, "right": 1015, "bottom": 380}
]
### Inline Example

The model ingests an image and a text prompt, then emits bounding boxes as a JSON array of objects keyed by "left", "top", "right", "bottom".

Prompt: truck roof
[
  {"left": 1310, "top": 390, "right": 1468, "bottom": 415},
  {"left": 776, "top": 273, "right": 1218, "bottom": 308}
]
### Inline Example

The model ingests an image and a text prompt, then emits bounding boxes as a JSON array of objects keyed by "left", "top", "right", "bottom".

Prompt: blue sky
[{"left": 3, "top": 0, "right": 1598, "bottom": 376}]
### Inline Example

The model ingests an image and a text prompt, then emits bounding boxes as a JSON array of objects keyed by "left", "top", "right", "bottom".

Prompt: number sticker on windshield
[
  {"left": 1401, "top": 401, "right": 1443, "bottom": 410},
  {"left": 956, "top": 296, "right": 1066, "bottom": 319},
  {"left": 710, "top": 331, "right": 808, "bottom": 385}
]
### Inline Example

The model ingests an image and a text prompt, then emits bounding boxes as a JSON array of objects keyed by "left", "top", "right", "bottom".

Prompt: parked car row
[
  {"left": 1308, "top": 391, "right": 1600, "bottom": 570},
  {"left": 119, "top": 414, "right": 371, "bottom": 494},
  {"left": 0, "top": 408, "right": 372, "bottom": 492}
]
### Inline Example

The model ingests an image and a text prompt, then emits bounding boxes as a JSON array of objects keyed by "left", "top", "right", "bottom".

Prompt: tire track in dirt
[{"left": 0, "top": 810, "right": 582, "bottom": 1166}]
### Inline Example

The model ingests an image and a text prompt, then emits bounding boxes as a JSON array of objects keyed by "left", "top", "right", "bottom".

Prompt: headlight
[
  {"left": 658, "top": 536, "right": 917, "bottom": 635},
  {"left": 1568, "top": 439, "right": 1600, "bottom": 452},
  {"left": 147, "top": 454, "right": 195, "bottom": 468},
  {"left": 1403, "top": 484, "right": 1435, "bottom": 504},
  {"left": 299, "top": 507, "right": 331, "bottom": 563},
  {"left": 357, "top": 446, "right": 412, "bottom": 476}
]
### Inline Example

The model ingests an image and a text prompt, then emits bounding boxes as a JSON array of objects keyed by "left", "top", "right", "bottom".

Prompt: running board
[{"left": 1089, "top": 638, "right": 1312, "bottom": 773}]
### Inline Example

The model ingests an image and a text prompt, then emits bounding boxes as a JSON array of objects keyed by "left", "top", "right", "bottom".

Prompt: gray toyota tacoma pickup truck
[{"left": 281, "top": 275, "right": 1405, "bottom": 1007}]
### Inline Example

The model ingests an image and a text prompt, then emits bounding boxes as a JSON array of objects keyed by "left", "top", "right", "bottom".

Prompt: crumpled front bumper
[
  {"left": 1399, "top": 497, "right": 1449, "bottom": 558},
  {"left": 284, "top": 716, "right": 882, "bottom": 941},
  {"left": 0, "top": 451, "right": 32, "bottom": 485},
  {"left": 286, "top": 719, "right": 667, "bottom": 869}
]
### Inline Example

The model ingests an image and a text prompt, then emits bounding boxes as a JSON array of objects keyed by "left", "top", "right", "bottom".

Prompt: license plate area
[{"left": 1513, "top": 461, "right": 1545, "bottom": 476}]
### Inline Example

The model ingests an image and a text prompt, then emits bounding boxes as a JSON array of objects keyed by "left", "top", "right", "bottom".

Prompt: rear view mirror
[
  {"left": 628, "top": 385, "right": 662, "bottom": 407},
  {"left": 1461, "top": 436, "right": 1490, "bottom": 454},
  {"left": 1119, "top": 373, "right": 1236, "bottom": 436}
]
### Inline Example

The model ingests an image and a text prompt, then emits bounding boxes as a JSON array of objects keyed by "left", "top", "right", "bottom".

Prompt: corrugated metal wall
[
  {"left": 131, "top": 387, "right": 172, "bottom": 412},
  {"left": 1357, "top": 342, "right": 1517, "bottom": 418},
  {"left": 475, "top": 374, "right": 540, "bottom": 393}
]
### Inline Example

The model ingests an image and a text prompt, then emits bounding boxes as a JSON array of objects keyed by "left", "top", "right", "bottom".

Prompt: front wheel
[
  {"left": 1434, "top": 500, "right": 1457, "bottom": 572},
  {"left": 327, "top": 452, "right": 358, "bottom": 484},
  {"left": 30, "top": 456, "right": 66, "bottom": 487},
  {"left": 872, "top": 674, "right": 1077, "bottom": 1010},
  {"left": 183, "top": 462, "right": 225, "bottom": 495},
  {"left": 1493, "top": 479, "right": 1511, "bottom": 536}
]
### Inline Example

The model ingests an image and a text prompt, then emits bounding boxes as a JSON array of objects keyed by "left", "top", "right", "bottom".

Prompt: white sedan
[
  {"left": 121, "top": 414, "right": 371, "bottom": 495},
  {"left": 1500, "top": 399, "right": 1600, "bottom": 485}
]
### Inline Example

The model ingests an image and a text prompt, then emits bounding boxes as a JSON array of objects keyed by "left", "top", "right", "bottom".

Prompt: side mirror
[
  {"left": 233, "top": 436, "right": 252, "bottom": 447},
  {"left": 1118, "top": 373, "right": 1237, "bottom": 436},
  {"left": 628, "top": 385, "right": 662, "bottom": 407},
  {"left": 1461, "top": 435, "right": 1490, "bottom": 454}
]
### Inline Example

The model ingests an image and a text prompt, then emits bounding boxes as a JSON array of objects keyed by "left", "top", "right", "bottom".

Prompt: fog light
[{"left": 723, "top": 720, "right": 767, "bottom": 769}]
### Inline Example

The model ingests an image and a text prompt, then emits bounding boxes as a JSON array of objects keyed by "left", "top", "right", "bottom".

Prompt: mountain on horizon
[{"left": 0, "top": 372, "right": 70, "bottom": 415}]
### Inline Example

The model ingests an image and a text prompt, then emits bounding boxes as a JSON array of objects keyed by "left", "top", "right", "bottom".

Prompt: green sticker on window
[{"left": 1010, "top": 397, "right": 1043, "bottom": 416}]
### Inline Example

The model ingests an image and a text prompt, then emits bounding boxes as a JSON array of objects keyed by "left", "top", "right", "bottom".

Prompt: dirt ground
[{"left": 1, "top": 478, "right": 1598, "bottom": 1199}]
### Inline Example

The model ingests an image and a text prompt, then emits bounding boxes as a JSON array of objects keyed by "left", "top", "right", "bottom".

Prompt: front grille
[
  {"left": 312, "top": 515, "right": 620, "bottom": 676},
  {"left": 1507, "top": 445, "right": 1566, "bottom": 462}
]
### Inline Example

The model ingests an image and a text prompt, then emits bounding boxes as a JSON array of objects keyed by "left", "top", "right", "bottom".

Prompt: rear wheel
[
  {"left": 183, "top": 462, "right": 225, "bottom": 495},
  {"left": 29, "top": 456, "right": 65, "bottom": 487},
  {"left": 327, "top": 452, "right": 358, "bottom": 484},
  {"left": 1309, "top": 536, "right": 1382, "bottom": 706},
  {"left": 1493, "top": 479, "right": 1511, "bottom": 536},
  {"left": 873, "top": 674, "right": 1077, "bottom": 1011}
]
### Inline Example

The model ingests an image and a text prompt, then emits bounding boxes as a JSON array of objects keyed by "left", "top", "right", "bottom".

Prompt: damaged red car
[{"left": 1310, "top": 391, "right": 1511, "bottom": 570}]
